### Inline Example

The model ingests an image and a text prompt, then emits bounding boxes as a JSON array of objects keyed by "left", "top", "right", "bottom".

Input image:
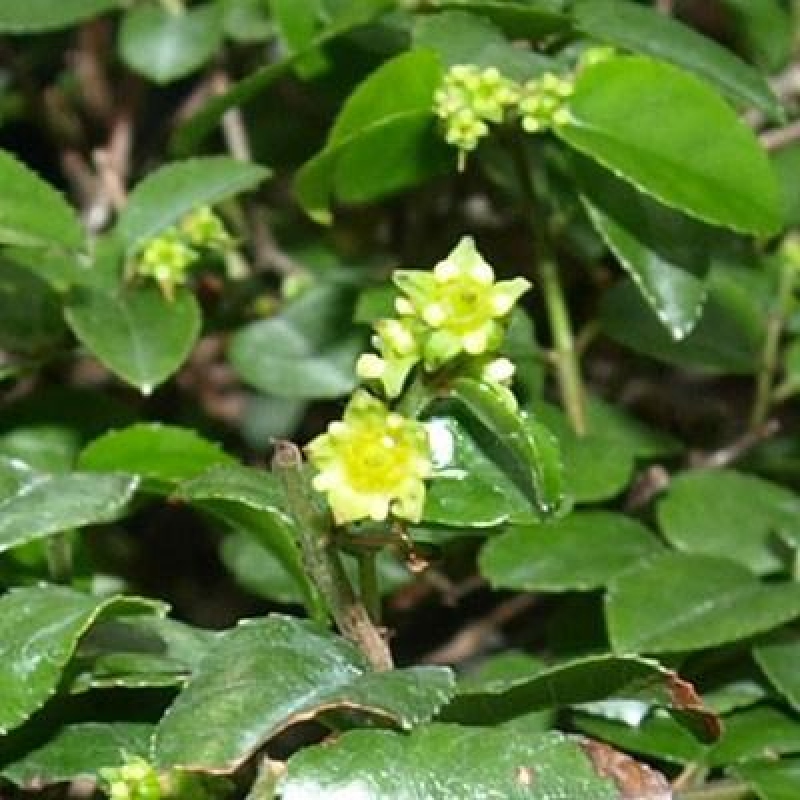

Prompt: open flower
[
  {"left": 306, "top": 391, "right": 432, "bottom": 525},
  {"left": 393, "top": 237, "right": 530, "bottom": 369}
]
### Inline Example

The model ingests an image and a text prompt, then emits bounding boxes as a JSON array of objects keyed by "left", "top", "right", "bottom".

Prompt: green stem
[
  {"left": 395, "top": 373, "right": 439, "bottom": 419},
  {"left": 676, "top": 782, "right": 752, "bottom": 800},
  {"left": 749, "top": 257, "right": 796, "bottom": 430},
  {"left": 272, "top": 441, "right": 393, "bottom": 671},
  {"left": 46, "top": 533, "right": 73, "bottom": 584},
  {"left": 358, "top": 551, "right": 382, "bottom": 624}
]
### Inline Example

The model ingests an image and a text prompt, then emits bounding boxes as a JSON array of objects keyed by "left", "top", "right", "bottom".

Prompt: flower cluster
[
  {"left": 433, "top": 64, "right": 575, "bottom": 167},
  {"left": 101, "top": 758, "right": 162, "bottom": 800},
  {"left": 305, "top": 238, "right": 529, "bottom": 527},
  {"left": 136, "top": 206, "right": 232, "bottom": 299}
]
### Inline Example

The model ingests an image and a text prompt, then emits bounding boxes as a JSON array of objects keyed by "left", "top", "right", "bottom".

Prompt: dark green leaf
[
  {"left": 572, "top": 0, "right": 783, "bottom": 121},
  {"left": 606, "top": 553, "right": 800, "bottom": 654},
  {"left": 0, "top": 149, "right": 83, "bottom": 250},
  {"left": 736, "top": 758, "right": 800, "bottom": 800},
  {"left": 281, "top": 725, "right": 625, "bottom": 799},
  {"left": 65, "top": 286, "right": 202, "bottom": 394},
  {"left": 295, "top": 49, "right": 448, "bottom": 223},
  {"left": 754, "top": 636, "right": 800, "bottom": 712},
  {"left": 709, "top": 707, "right": 800, "bottom": 766},
  {"left": 480, "top": 511, "right": 663, "bottom": 592},
  {"left": 657, "top": 469, "right": 800, "bottom": 575},
  {"left": 773, "top": 144, "right": 800, "bottom": 228},
  {"left": 0, "top": 472, "right": 138, "bottom": 553},
  {"left": 558, "top": 56, "right": 781, "bottom": 235},
  {"left": 229, "top": 284, "right": 364, "bottom": 399},
  {"left": 0, "top": 0, "right": 121, "bottom": 32},
  {"left": 720, "top": 0, "right": 793, "bottom": 73},
  {"left": 152, "top": 615, "right": 455, "bottom": 771},
  {"left": 79, "top": 424, "right": 234, "bottom": 489},
  {"left": 116, "top": 156, "right": 268, "bottom": 253},
  {"left": 424, "top": 0, "right": 569, "bottom": 38},
  {"left": 118, "top": 3, "right": 224, "bottom": 84}
]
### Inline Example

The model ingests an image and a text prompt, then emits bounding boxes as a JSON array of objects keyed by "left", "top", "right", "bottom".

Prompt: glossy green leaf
[
  {"left": 575, "top": 155, "right": 711, "bottom": 339},
  {"left": 295, "top": 49, "right": 448, "bottom": 223},
  {"left": 116, "top": 157, "right": 268, "bottom": 253},
  {"left": 177, "top": 464, "right": 324, "bottom": 621},
  {"left": 153, "top": 615, "right": 455, "bottom": 770},
  {"left": 0, "top": 472, "right": 138, "bottom": 553},
  {"left": 558, "top": 57, "right": 781, "bottom": 235},
  {"left": 118, "top": 3, "right": 223, "bottom": 84},
  {"left": 657, "top": 469, "right": 800, "bottom": 575},
  {"left": 754, "top": 636, "right": 800, "bottom": 712},
  {"left": 600, "top": 267, "right": 765, "bottom": 374},
  {"left": 572, "top": 0, "right": 783, "bottom": 121},
  {"left": 281, "top": 725, "right": 623, "bottom": 799},
  {"left": 413, "top": 11, "right": 551, "bottom": 82},
  {"left": 79, "top": 424, "right": 234, "bottom": 488},
  {"left": 1, "top": 722, "right": 152, "bottom": 787},
  {"left": 737, "top": 758, "right": 800, "bottom": 800},
  {"left": 709, "top": 707, "right": 800, "bottom": 766},
  {"left": 229, "top": 284, "right": 364, "bottom": 399},
  {"left": 584, "top": 398, "right": 681, "bottom": 458},
  {"left": 0, "top": 149, "right": 83, "bottom": 250},
  {"left": 0, "top": 587, "right": 161, "bottom": 732},
  {"left": 65, "top": 286, "right": 202, "bottom": 394},
  {"left": 450, "top": 377, "right": 567, "bottom": 516},
  {"left": 606, "top": 553, "right": 800, "bottom": 654},
  {"left": 480, "top": 511, "right": 663, "bottom": 592},
  {"left": 721, "top": 0, "right": 793, "bottom": 73},
  {"left": 425, "top": 0, "right": 569, "bottom": 38},
  {"left": 0, "top": 0, "right": 121, "bottom": 32}
]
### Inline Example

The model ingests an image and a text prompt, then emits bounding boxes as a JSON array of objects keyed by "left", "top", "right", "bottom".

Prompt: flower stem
[
  {"left": 272, "top": 441, "right": 393, "bottom": 671},
  {"left": 358, "top": 551, "right": 382, "bottom": 624}
]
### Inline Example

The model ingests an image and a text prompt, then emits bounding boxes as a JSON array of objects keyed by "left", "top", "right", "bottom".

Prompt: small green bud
[
  {"left": 518, "top": 72, "right": 574, "bottom": 134},
  {"left": 137, "top": 229, "right": 198, "bottom": 300},
  {"left": 180, "top": 206, "right": 232, "bottom": 252},
  {"left": 100, "top": 758, "right": 162, "bottom": 800}
]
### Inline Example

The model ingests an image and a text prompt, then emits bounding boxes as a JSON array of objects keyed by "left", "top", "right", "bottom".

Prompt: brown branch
[{"left": 760, "top": 119, "right": 800, "bottom": 152}]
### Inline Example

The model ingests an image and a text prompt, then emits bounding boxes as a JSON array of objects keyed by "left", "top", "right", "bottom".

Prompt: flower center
[
  {"left": 342, "top": 426, "right": 416, "bottom": 493},
  {"left": 440, "top": 281, "right": 492, "bottom": 332}
]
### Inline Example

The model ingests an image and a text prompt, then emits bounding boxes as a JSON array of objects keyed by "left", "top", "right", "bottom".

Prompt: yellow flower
[
  {"left": 356, "top": 317, "right": 425, "bottom": 398},
  {"left": 137, "top": 228, "right": 197, "bottom": 300},
  {"left": 306, "top": 391, "right": 432, "bottom": 525},
  {"left": 393, "top": 237, "right": 530, "bottom": 369}
]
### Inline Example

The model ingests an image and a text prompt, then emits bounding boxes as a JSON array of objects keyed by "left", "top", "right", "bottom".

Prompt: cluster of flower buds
[
  {"left": 136, "top": 206, "right": 232, "bottom": 300},
  {"left": 306, "top": 238, "right": 530, "bottom": 526},
  {"left": 434, "top": 63, "right": 575, "bottom": 167},
  {"left": 100, "top": 758, "right": 162, "bottom": 800}
]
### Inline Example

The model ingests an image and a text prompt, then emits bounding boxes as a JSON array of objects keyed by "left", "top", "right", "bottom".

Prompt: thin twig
[
  {"left": 690, "top": 420, "right": 781, "bottom": 469},
  {"left": 760, "top": 119, "right": 800, "bottom": 151}
]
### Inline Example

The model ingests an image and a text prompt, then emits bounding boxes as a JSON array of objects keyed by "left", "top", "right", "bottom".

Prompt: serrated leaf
[
  {"left": 1, "top": 722, "right": 152, "bottom": 787},
  {"left": 281, "top": 725, "right": 625, "bottom": 799},
  {"left": 572, "top": 0, "right": 783, "bottom": 121},
  {"left": 480, "top": 511, "right": 663, "bottom": 592},
  {"left": 295, "top": 49, "right": 448, "bottom": 222},
  {"left": 0, "top": 472, "right": 138, "bottom": 553},
  {"left": 754, "top": 636, "right": 800, "bottom": 712},
  {"left": 0, "top": 0, "right": 121, "bottom": 32},
  {"left": 606, "top": 553, "right": 800, "bottom": 654},
  {"left": 229, "top": 284, "right": 364, "bottom": 399},
  {"left": 575, "top": 155, "right": 711, "bottom": 340},
  {"left": 152, "top": 615, "right": 455, "bottom": 771},
  {"left": 79, "top": 424, "right": 234, "bottom": 489},
  {"left": 118, "top": 3, "right": 223, "bottom": 84},
  {"left": 65, "top": 286, "right": 202, "bottom": 394},
  {"left": 0, "top": 587, "right": 161, "bottom": 733},
  {"left": 657, "top": 469, "right": 800, "bottom": 575},
  {"left": 558, "top": 56, "right": 781, "bottom": 235},
  {"left": 0, "top": 149, "right": 83, "bottom": 250},
  {"left": 116, "top": 157, "right": 268, "bottom": 253}
]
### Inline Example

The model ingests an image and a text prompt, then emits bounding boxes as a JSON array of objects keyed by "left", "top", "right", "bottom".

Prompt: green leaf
[
  {"left": 229, "top": 284, "right": 364, "bottom": 399},
  {"left": 584, "top": 398, "right": 681, "bottom": 458},
  {"left": 65, "top": 286, "right": 202, "bottom": 394},
  {"left": 606, "top": 553, "right": 800, "bottom": 654},
  {"left": 709, "top": 707, "right": 800, "bottom": 766},
  {"left": 116, "top": 156, "right": 268, "bottom": 254},
  {"left": 0, "top": 0, "right": 120, "bottom": 32},
  {"left": 0, "top": 472, "right": 138, "bottom": 553},
  {"left": 754, "top": 636, "right": 800, "bottom": 712},
  {"left": 574, "top": 155, "right": 711, "bottom": 339},
  {"left": 281, "top": 725, "right": 624, "bottom": 799},
  {"left": 152, "top": 615, "right": 455, "bottom": 771},
  {"left": 600, "top": 266, "right": 765, "bottom": 374},
  {"left": 721, "top": 0, "right": 793, "bottom": 74},
  {"left": 0, "top": 586, "right": 160, "bottom": 732},
  {"left": 480, "top": 511, "right": 663, "bottom": 592},
  {"left": 424, "top": 0, "right": 569, "bottom": 38},
  {"left": 0, "top": 258, "right": 66, "bottom": 354},
  {"left": 223, "top": 0, "right": 273, "bottom": 42},
  {"left": 558, "top": 56, "right": 781, "bottom": 235},
  {"left": 657, "top": 469, "right": 800, "bottom": 575},
  {"left": 295, "top": 49, "right": 448, "bottom": 223},
  {"left": 413, "top": 11, "right": 551, "bottom": 82},
  {"left": 118, "top": 2, "right": 223, "bottom": 84},
  {"left": 737, "top": 758, "right": 800, "bottom": 800},
  {"left": 0, "top": 149, "right": 83, "bottom": 250},
  {"left": 1, "top": 722, "right": 152, "bottom": 787},
  {"left": 449, "top": 377, "right": 567, "bottom": 516},
  {"left": 79, "top": 424, "right": 234, "bottom": 489},
  {"left": 572, "top": 0, "right": 783, "bottom": 122},
  {"left": 177, "top": 464, "right": 325, "bottom": 622}
]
